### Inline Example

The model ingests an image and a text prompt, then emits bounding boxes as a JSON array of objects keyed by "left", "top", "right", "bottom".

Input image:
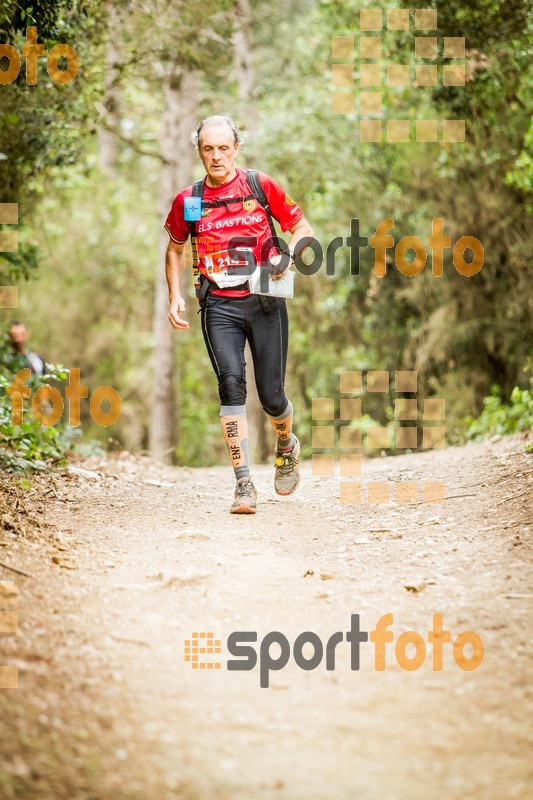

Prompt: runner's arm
[
  {"left": 271, "top": 216, "right": 314, "bottom": 278},
  {"left": 166, "top": 239, "right": 190, "bottom": 330},
  {"left": 287, "top": 216, "right": 313, "bottom": 257}
]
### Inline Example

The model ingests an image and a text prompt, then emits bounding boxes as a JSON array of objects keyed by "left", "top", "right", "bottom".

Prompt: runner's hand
[
  {"left": 168, "top": 297, "right": 190, "bottom": 330},
  {"left": 270, "top": 253, "right": 290, "bottom": 280}
]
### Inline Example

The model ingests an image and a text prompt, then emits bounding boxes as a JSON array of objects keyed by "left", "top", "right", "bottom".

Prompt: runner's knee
[
  {"left": 218, "top": 371, "right": 247, "bottom": 406},
  {"left": 258, "top": 387, "right": 289, "bottom": 418}
]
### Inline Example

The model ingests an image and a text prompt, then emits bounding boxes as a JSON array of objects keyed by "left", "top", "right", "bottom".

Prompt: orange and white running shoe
[
  {"left": 274, "top": 436, "right": 300, "bottom": 496},
  {"left": 230, "top": 477, "right": 258, "bottom": 514}
]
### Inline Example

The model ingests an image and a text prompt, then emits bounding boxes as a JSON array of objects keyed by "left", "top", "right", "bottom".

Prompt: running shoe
[
  {"left": 274, "top": 435, "right": 301, "bottom": 496},
  {"left": 230, "top": 477, "right": 258, "bottom": 514}
]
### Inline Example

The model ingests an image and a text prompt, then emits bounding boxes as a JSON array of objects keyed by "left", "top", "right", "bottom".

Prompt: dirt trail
[{"left": 0, "top": 435, "right": 532, "bottom": 800}]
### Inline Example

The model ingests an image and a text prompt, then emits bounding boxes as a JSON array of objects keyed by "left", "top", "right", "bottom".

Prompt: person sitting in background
[{"left": 8, "top": 321, "right": 45, "bottom": 377}]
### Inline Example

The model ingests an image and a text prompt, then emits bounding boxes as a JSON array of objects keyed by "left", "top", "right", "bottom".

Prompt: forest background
[{"left": 0, "top": 0, "right": 531, "bottom": 471}]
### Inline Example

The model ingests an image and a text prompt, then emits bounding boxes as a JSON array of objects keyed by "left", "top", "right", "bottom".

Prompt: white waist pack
[{"left": 247, "top": 266, "right": 295, "bottom": 299}]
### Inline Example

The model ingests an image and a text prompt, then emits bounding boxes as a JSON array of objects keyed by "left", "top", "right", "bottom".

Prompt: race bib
[{"left": 204, "top": 248, "right": 255, "bottom": 288}]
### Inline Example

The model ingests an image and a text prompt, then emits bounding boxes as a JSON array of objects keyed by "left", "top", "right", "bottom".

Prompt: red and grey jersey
[{"left": 164, "top": 168, "right": 304, "bottom": 296}]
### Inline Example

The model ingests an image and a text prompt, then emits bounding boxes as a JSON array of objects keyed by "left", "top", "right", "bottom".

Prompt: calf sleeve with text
[
  {"left": 268, "top": 400, "right": 295, "bottom": 452},
  {"left": 220, "top": 405, "right": 250, "bottom": 481}
]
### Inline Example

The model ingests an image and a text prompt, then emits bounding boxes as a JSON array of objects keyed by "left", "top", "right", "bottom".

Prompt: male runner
[{"left": 164, "top": 115, "right": 312, "bottom": 514}]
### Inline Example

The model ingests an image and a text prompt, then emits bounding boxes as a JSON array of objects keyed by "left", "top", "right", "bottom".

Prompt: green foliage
[
  {"left": 0, "top": 0, "right": 74, "bottom": 38},
  {"left": 463, "top": 384, "right": 533, "bottom": 442},
  {"left": 0, "top": 0, "right": 105, "bottom": 284},
  {"left": 0, "top": 337, "right": 76, "bottom": 471}
]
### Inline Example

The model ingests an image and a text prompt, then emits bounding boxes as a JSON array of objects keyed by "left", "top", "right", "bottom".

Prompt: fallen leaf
[
  {"left": 52, "top": 556, "right": 77, "bottom": 570},
  {"left": 404, "top": 581, "right": 427, "bottom": 593}
]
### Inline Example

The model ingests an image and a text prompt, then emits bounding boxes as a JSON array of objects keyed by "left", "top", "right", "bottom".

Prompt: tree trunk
[
  {"left": 98, "top": 3, "right": 122, "bottom": 174},
  {"left": 232, "top": 0, "right": 258, "bottom": 135},
  {"left": 232, "top": 0, "right": 270, "bottom": 464},
  {"left": 149, "top": 67, "right": 198, "bottom": 463}
]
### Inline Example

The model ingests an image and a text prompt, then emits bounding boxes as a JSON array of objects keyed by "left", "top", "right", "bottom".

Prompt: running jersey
[{"left": 164, "top": 168, "right": 304, "bottom": 297}]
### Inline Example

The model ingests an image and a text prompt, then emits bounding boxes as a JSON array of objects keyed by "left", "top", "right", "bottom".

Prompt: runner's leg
[
  {"left": 245, "top": 296, "right": 295, "bottom": 451},
  {"left": 268, "top": 400, "right": 295, "bottom": 452},
  {"left": 201, "top": 296, "right": 250, "bottom": 481}
]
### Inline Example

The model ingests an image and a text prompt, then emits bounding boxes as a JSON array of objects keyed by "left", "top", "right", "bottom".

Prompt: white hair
[{"left": 191, "top": 115, "right": 243, "bottom": 149}]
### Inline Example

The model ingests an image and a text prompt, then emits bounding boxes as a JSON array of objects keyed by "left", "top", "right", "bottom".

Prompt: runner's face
[{"left": 199, "top": 125, "right": 239, "bottom": 185}]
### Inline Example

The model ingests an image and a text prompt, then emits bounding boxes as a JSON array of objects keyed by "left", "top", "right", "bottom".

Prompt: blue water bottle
[{"left": 184, "top": 196, "right": 202, "bottom": 221}]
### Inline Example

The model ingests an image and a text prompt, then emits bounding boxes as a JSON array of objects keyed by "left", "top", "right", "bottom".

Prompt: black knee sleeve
[
  {"left": 218, "top": 371, "right": 247, "bottom": 407},
  {"left": 259, "top": 388, "right": 289, "bottom": 419}
]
